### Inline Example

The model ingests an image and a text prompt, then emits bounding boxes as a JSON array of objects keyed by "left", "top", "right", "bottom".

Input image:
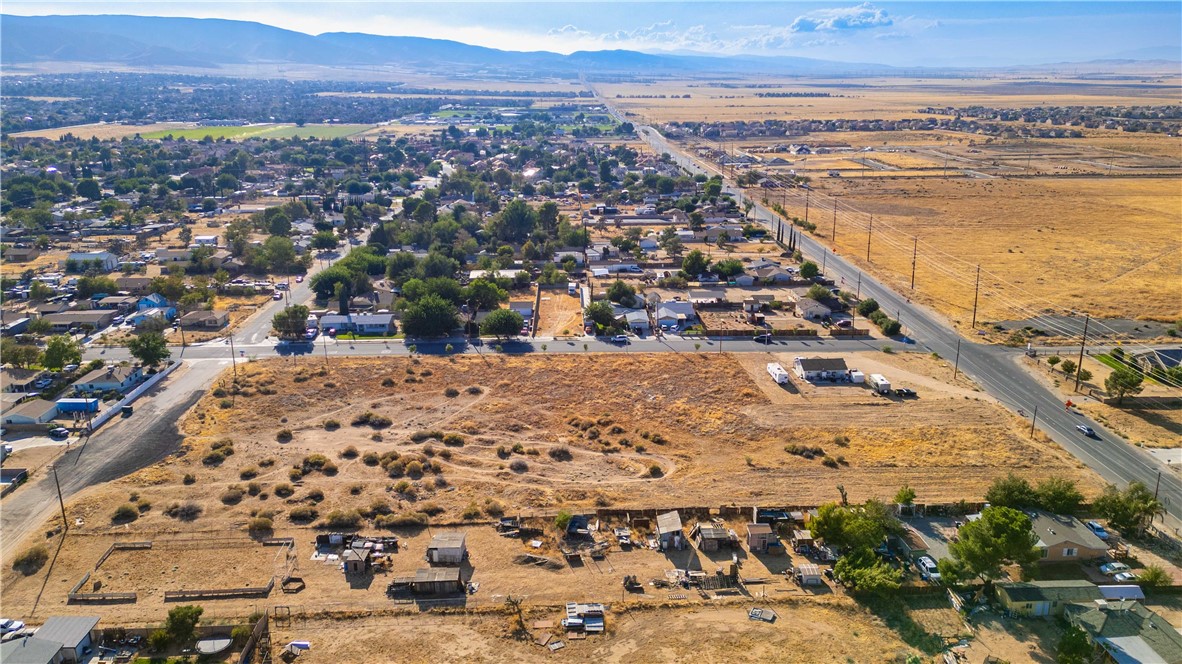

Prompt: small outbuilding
[
  {"left": 691, "top": 523, "right": 732, "bottom": 552},
  {"left": 795, "top": 564, "right": 823, "bottom": 586},
  {"left": 411, "top": 567, "right": 463, "bottom": 595},
  {"left": 342, "top": 547, "right": 371, "bottom": 575},
  {"left": 747, "top": 523, "right": 776, "bottom": 553},
  {"left": 655, "top": 511, "right": 684, "bottom": 550},
  {"left": 426, "top": 532, "right": 467, "bottom": 565}
]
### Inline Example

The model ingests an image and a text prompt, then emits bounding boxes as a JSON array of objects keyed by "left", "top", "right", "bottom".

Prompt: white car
[
  {"left": 0, "top": 618, "right": 25, "bottom": 634},
  {"left": 917, "top": 556, "right": 941, "bottom": 582},
  {"left": 610, "top": 335, "right": 630, "bottom": 344},
  {"left": 1100, "top": 562, "right": 1130, "bottom": 575},
  {"left": 1086, "top": 521, "right": 1110, "bottom": 541},
  {"left": 1113, "top": 572, "right": 1138, "bottom": 583}
]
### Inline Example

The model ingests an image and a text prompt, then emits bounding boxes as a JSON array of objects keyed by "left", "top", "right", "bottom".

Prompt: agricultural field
[{"left": 138, "top": 123, "right": 374, "bottom": 140}]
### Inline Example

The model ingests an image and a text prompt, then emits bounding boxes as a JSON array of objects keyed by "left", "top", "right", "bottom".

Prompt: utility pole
[
  {"left": 970, "top": 265, "right": 981, "bottom": 328},
  {"left": 855, "top": 273, "right": 861, "bottom": 300},
  {"left": 910, "top": 237, "right": 917, "bottom": 290},
  {"left": 228, "top": 330, "right": 238, "bottom": 380},
  {"left": 322, "top": 329, "right": 330, "bottom": 367},
  {"left": 865, "top": 215, "right": 873, "bottom": 262},
  {"left": 803, "top": 185, "right": 810, "bottom": 226},
  {"left": 1074, "top": 314, "right": 1090, "bottom": 392},
  {"left": 53, "top": 465, "right": 68, "bottom": 531},
  {"left": 1029, "top": 404, "right": 1038, "bottom": 438},
  {"left": 831, "top": 197, "right": 838, "bottom": 247},
  {"left": 953, "top": 338, "right": 961, "bottom": 379}
]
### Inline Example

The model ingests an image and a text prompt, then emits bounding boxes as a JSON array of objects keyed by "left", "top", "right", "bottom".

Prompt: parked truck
[
  {"left": 868, "top": 373, "right": 891, "bottom": 394},
  {"left": 767, "top": 363, "right": 790, "bottom": 385}
]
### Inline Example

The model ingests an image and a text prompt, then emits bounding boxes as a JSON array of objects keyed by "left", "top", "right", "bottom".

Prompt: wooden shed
[
  {"left": 411, "top": 567, "right": 463, "bottom": 595},
  {"left": 747, "top": 523, "right": 775, "bottom": 553},
  {"left": 426, "top": 532, "right": 467, "bottom": 565},
  {"left": 342, "top": 547, "right": 370, "bottom": 574}
]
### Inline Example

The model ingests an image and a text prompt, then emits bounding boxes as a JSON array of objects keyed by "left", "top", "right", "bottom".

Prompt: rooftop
[
  {"left": 997, "top": 580, "right": 1102, "bottom": 604},
  {"left": 656, "top": 511, "right": 683, "bottom": 535},
  {"left": 1031, "top": 511, "right": 1107, "bottom": 550},
  {"left": 796, "top": 357, "right": 848, "bottom": 372},
  {"left": 429, "top": 532, "right": 466, "bottom": 549},
  {"left": 34, "top": 615, "right": 100, "bottom": 648},
  {"left": 0, "top": 636, "right": 65, "bottom": 664},
  {"left": 5, "top": 398, "right": 57, "bottom": 420},
  {"left": 415, "top": 567, "right": 461, "bottom": 583}
]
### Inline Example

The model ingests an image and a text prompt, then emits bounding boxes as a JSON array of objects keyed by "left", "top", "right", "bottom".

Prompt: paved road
[{"left": 629, "top": 122, "right": 1182, "bottom": 527}]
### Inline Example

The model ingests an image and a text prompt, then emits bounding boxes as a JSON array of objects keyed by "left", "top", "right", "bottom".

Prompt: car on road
[
  {"left": 296, "top": 275, "right": 304, "bottom": 283},
  {"left": 917, "top": 556, "right": 941, "bottom": 582},
  {"left": 1086, "top": 521, "right": 1110, "bottom": 541},
  {"left": 272, "top": 291, "right": 284, "bottom": 300},
  {"left": 895, "top": 388, "right": 917, "bottom": 398},
  {"left": 1113, "top": 572, "right": 1138, "bottom": 583},
  {"left": 1076, "top": 425, "right": 1096, "bottom": 436},
  {"left": 1100, "top": 562, "right": 1130, "bottom": 575},
  {"left": 753, "top": 333, "right": 773, "bottom": 343},
  {"left": 305, "top": 328, "right": 319, "bottom": 341},
  {"left": 0, "top": 619, "right": 25, "bottom": 635},
  {"left": 48, "top": 427, "right": 69, "bottom": 439},
  {"left": 610, "top": 335, "right": 630, "bottom": 344}
]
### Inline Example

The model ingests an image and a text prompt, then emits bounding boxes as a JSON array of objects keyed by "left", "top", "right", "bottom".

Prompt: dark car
[{"left": 895, "top": 388, "right": 917, "bottom": 398}]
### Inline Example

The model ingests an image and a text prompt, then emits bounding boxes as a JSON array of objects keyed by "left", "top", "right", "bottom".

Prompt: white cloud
[{"left": 789, "top": 3, "right": 892, "bottom": 33}]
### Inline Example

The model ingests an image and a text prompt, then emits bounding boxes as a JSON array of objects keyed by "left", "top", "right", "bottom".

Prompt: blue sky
[{"left": 5, "top": 2, "right": 1180, "bottom": 66}]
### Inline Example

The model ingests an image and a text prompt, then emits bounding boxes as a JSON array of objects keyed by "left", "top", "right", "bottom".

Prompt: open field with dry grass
[
  {"left": 759, "top": 175, "right": 1182, "bottom": 326},
  {"left": 601, "top": 76, "right": 1182, "bottom": 123},
  {"left": 8, "top": 122, "right": 373, "bottom": 141}
]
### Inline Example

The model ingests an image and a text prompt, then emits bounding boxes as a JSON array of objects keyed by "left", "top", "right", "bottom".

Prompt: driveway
[{"left": 908, "top": 516, "right": 959, "bottom": 562}]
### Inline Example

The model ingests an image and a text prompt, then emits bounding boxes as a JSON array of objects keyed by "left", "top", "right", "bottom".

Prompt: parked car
[
  {"left": 917, "top": 556, "right": 941, "bottom": 582},
  {"left": 63, "top": 364, "right": 79, "bottom": 373},
  {"left": 1076, "top": 425, "right": 1096, "bottom": 436},
  {"left": 753, "top": 333, "right": 773, "bottom": 343},
  {"left": 1086, "top": 521, "right": 1110, "bottom": 541},
  {"left": 1100, "top": 562, "right": 1130, "bottom": 575},
  {"left": 835, "top": 320, "right": 853, "bottom": 329},
  {"left": 0, "top": 619, "right": 25, "bottom": 634},
  {"left": 1113, "top": 572, "right": 1138, "bottom": 583},
  {"left": 895, "top": 388, "right": 917, "bottom": 398},
  {"left": 48, "top": 427, "right": 69, "bottom": 439},
  {"left": 610, "top": 335, "right": 630, "bottom": 344}
]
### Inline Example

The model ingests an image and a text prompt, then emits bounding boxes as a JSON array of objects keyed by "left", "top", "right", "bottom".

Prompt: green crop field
[{"left": 139, "top": 124, "right": 373, "bottom": 140}]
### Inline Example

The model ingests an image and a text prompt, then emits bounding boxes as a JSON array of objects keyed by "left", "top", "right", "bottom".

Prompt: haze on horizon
[{"left": 3, "top": 1, "right": 1179, "bottom": 68}]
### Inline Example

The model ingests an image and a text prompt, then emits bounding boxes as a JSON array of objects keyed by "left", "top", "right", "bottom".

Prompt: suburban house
[
  {"left": 1, "top": 368, "right": 45, "bottom": 393},
  {"left": 43, "top": 311, "right": 115, "bottom": 333},
  {"left": 1031, "top": 511, "right": 1109, "bottom": 562},
  {"left": 155, "top": 248, "right": 194, "bottom": 266},
  {"left": 95, "top": 295, "right": 139, "bottom": 312},
  {"left": 2, "top": 399, "right": 59, "bottom": 426},
  {"left": 425, "top": 532, "right": 467, "bottom": 565},
  {"left": 193, "top": 235, "right": 219, "bottom": 246},
  {"left": 508, "top": 300, "right": 533, "bottom": 320},
  {"left": 655, "top": 301, "right": 696, "bottom": 329},
  {"left": 26, "top": 615, "right": 101, "bottom": 663},
  {"left": 746, "top": 523, "right": 777, "bottom": 553},
  {"left": 127, "top": 307, "right": 175, "bottom": 328},
  {"left": 1065, "top": 600, "right": 1182, "bottom": 663},
  {"left": 72, "top": 365, "right": 143, "bottom": 395},
  {"left": 795, "top": 297, "right": 832, "bottom": 320},
  {"left": 179, "top": 310, "right": 229, "bottom": 330},
  {"left": 0, "top": 636, "right": 66, "bottom": 664},
  {"left": 656, "top": 511, "right": 685, "bottom": 550},
  {"left": 756, "top": 266, "right": 795, "bottom": 284},
  {"left": 66, "top": 251, "right": 118, "bottom": 272},
  {"left": 318, "top": 314, "right": 396, "bottom": 335},
  {"left": 615, "top": 308, "right": 650, "bottom": 334},
  {"left": 114, "top": 276, "right": 153, "bottom": 294},
  {"left": 743, "top": 294, "right": 776, "bottom": 313},
  {"left": 793, "top": 357, "right": 848, "bottom": 382},
  {"left": 688, "top": 288, "right": 725, "bottom": 304},
  {"left": 996, "top": 580, "right": 1103, "bottom": 617}
]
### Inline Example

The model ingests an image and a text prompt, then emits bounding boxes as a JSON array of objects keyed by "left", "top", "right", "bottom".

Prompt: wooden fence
[
  {"left": 237, "top": 614, "right": 270, "bottom": 664},
  {"left": 163, "top": 577, "right": 275, "bottom": 602}
]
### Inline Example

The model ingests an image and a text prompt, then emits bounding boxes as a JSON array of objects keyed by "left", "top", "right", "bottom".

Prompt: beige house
[{"left": 1032, "top": 511, "right": 1108, "bottom": 562}]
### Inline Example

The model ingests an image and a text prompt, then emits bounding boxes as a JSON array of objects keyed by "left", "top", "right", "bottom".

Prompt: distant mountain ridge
[{"left": 1, "top": 14, "right": 1175, "bottom": 77}]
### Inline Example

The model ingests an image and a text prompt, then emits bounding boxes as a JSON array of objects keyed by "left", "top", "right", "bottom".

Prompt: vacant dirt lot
[{"left": 534, "top": 289, "right": 583, "bottom": 337}]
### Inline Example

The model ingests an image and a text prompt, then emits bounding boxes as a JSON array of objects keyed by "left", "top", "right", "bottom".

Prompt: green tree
[
  {"left": 41, "top": 335, "right": 82, "bottom": 371},
  {"left": 712, "top": 258, "right": 744, "bottom": 278},
  {"left": 1076, "top": 368, "right": 1093, "bottom": 383},
  {"left": 806, "top": 283, "right": 832, "bottom": 301},
  {"left": 164, "top": 605, "right": 204, "bottom": 645},
  {"left": 76, "top": 178, "right": 102, "bottom": 201},
  {"left": 0, "top": 339, "right": 41, "bottom": 368},
  {"left": 26, "top": 317, "right": 53, "bottom": 336},
  {"left": 606, "top": 280, "right": 636, "bottom": 305},
  {"left": 1047, "top": 355, "right": 1061, "bottom": 370},
  {"left": 584, "top": 301, "right": 618, "bottom": 331},
  {"left": 272, "top": 305, "right": 310, "bottom": 340},
  {"left": 799, "top": 260, "right": 819, "bottom": 279},
  {"left": 985, "top": 473, "right": 1036, "bottom": 509},
  {"left": 1104, "top": 367, "right": 1144, "bottom": 404},
  {"left": 856, "top": 298, "right": 880, "bottom": 317},
  {"left": 263, "top": 236, "right": 296, "bottom": 272},
  {"left": 1137, "top": 563, "right": 1170, "bottom": 587},
  {"left": 1092, "top": 481, "right": 1162, "bottom": 537},
  {"left": 894, "top": 484, "right": 916, "bottom": 506},
  {"left": 177, "top": 226, "right": 193, "bottom": 246},
  {"left": 127, "top": 332, "right": 171, "bottom": 367},
  {"left": 488, "top": 199, "right": 537, "bottom": 243},
  {"left": 1056, "top": 625, "right": 1093, "bottom": 664},
  {"left": 1035, "top": 477, "right": 1083, "bottom": 514},
  {"left": 947, "top": 506, "right": 1039, "bottom": 580},
  {"left": 310, "top": 231, "right": 339, "bottom": 250},
  {"left": 834, "top": 546, "right": 902, "bottom": 594},
  {"left": 401, "top": 294, "right": 458, "bottom": 338},
  {"left": 681, "top": 249, "right": 710, "bottom": 278},
  {"left": 1059, "top": 359, "right": 1077, "bottom": 376},
  {"left": 28, "top": 280, "right": 54, "bottom": 301},
  {"left": 462, "top": 279, "right": 508, "bottom": 312},
  {"left": 538, "top": 201, "right": 560, "bottom": 232},
  {"left": 480, "top": 309, "right": 525, "bottom": 338},
  {"left": 76, "top": 276, "right": 118, "bottom": 298},
  {"left": 310, "top": 265, "right": 354, "bottom": 300}
]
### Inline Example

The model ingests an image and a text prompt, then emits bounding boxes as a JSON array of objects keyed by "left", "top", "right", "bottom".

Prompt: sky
[{"left": 4, "top": 1, "right": 1180, "bottom": 66}]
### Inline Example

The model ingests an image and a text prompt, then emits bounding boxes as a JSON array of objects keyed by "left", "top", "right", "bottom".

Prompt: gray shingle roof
[{"left": 33, "top": 615, "right": 99, "bottom": 647}]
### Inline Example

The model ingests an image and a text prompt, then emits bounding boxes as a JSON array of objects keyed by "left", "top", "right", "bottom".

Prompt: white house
[
  {"left": 193, "top": 235, "right": 219, "bottom": 246},
  {"left": 2, "top": 398, "right": 58, "bottom": 425},
  {"left": 795, "top": 297, "right": 832, "bottom": 320},
  {"left": 655, "top": 301, "right": 696, "bottom": 329},
  {"left": 318, "top": 314, "right": 397, "bottom": 335},
  {"left": 793, "top": 357, "right": 848, "bottom": 382},
  {"left": 66, "top": 251, "right": 118, "bottom": 272},
  {"left": 72, "top": 365, "right": 144, "bottom": 394}
]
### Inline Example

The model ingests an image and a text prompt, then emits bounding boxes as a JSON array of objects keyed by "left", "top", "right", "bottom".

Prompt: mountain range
[{"left": 1, "top": 14, "right": 1175, "bottom": 78}]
